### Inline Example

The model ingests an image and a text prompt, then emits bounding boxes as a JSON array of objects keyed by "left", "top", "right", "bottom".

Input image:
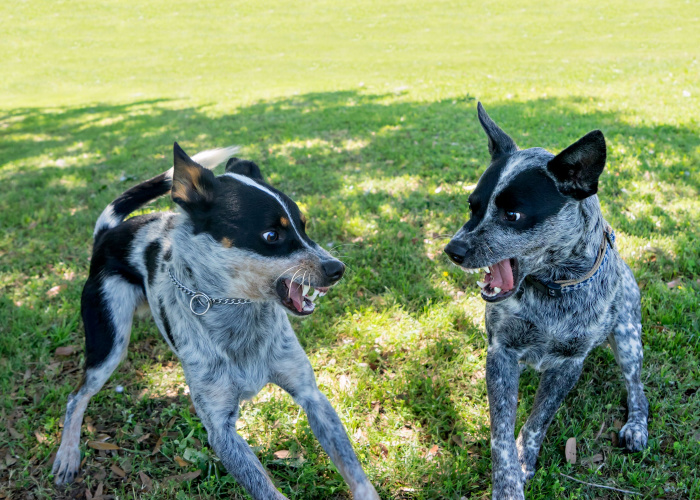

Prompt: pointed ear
[
  {"left": 546, "top": 130, "right": 607, "bottom": 200},
  {"left": 171, "top": 142, "right": 216, "bottom": 209},
  {"left": 225, "top": 157, "right": 264, "bottom": 182},
  {"left": 477, "top": 102, "right": 518, "bottom": 158}
]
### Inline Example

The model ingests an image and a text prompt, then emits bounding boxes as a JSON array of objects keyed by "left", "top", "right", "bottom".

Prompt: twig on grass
[{"left": 559, "top": 473, "right": 640, "bottom": 496}]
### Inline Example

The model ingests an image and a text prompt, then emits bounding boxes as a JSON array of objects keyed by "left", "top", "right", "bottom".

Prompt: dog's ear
[
  {"left": 171, "top": 142, "right": 216, "bottom": 209},
  {"left": 546, "top": 130, "right": 607, "bottom": 200},
  {"left": 477, "top": 102, "right": 518, "bottom": 158},
  {"left": 225, "top": 157, "right": 264, "bottom": 182}
]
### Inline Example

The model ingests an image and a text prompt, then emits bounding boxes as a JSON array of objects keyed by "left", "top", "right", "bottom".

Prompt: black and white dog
[
  {"left": 52, "top": 144, "right": 379, "bottom": 500},
  {"left": 445, "top": 104, "right": 649, "bottom": 499}
]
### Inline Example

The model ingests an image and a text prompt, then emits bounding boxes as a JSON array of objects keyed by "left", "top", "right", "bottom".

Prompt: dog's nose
[
  {"left": 322, "top": 260, "right": 345, "bottom": 281},
  {"left": 444, "top": 240, "right": 467, "bottom": 265}
]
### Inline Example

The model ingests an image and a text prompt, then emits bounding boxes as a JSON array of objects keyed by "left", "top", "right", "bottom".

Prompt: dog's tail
[{"left": 93, "top": 146, "right": 239, "bottom": 238}]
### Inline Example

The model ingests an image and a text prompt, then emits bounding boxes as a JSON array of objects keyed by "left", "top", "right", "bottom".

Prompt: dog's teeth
[
  {"left": 476, "top": 280, "right": 487, "bottom": 288},
  {"left": 493, "top": 287, "right": 501, "bottom": 294},
  {"left": 309, "top": 289, "right": 320, "bottom": 301},
  {"left": 318, "top": 290, "right": 327, "bottom": 296},
  {"left": 302, "top": 284, "right": 310, "bottom": 296}
]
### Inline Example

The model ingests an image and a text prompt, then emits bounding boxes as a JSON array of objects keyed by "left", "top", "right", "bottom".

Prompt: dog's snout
[
  {"left": 322, "top": 260, "right": 345, "bottom": 281},
  {"left": 444, "top": 240, "right": 467, "bottom": 264}
]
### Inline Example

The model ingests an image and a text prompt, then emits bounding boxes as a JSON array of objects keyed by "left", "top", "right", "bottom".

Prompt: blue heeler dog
[
  {"left": 52, "top": 143, "right": 379, "bottom": 500},
  {"left": 444, "top": 104, "right": 649, "bottom": 499}
]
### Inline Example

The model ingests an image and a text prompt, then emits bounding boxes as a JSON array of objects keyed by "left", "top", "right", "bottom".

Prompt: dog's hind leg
[
  {"left": 608, "top": 290, "right": 648, "bottom": 452},
  {"left": 53, "top": 276, "right": 143, "bottom": 485},
  {"left": 515, "top": 360, "right": 584, "bottom": 480}
]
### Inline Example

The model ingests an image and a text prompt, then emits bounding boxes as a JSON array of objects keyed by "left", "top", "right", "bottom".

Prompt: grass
[{"left": 0, "top": 1, "right": 699, "bottom": 498}]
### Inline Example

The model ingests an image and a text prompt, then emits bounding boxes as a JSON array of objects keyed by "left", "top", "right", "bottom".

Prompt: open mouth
[
  {"left": 463, "top": 258, "right": 519, "bottom": 303},
  {"left": 275, "top": 279, "right": 330, "bottom": 315}
]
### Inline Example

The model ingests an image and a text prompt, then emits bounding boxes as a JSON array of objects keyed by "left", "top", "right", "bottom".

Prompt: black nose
[
  {"left": 444, "top": 240, "right": 467, "bottom": 265},
  {"left": 322, "top": 260, "right": 345, "bottom": 281}
]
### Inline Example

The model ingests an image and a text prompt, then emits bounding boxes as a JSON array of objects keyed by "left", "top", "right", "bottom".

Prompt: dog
[
  {"left": 52, "top": 143, "right": 379, "bottom": 500},
  {"left": 444, "top": 104, "right": 649, "bottom": 499}
]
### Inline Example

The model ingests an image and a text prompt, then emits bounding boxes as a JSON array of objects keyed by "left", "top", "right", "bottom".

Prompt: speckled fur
[
  {"left": 52, "top": 146, "right": 378, "bottom": 500},
  {"left": 446, "top": 105, "right": 648, "bottom": 499}
]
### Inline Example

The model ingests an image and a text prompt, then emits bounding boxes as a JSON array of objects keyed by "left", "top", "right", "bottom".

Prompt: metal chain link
[{"left": 168, "top": 268, "right": 251, "bottom": 315}]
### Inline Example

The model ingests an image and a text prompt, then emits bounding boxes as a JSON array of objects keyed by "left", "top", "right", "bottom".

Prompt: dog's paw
[
  {"left": 52, "top": 445, "right": 82, "bottom": 485},
  {"left": 619, "top": 420, "right": 648, "bottom": 452}
]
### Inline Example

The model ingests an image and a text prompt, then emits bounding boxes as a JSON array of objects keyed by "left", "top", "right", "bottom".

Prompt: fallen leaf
[
  {"left": 451, "top": 434, "right": 464, "bottom": 448},
  {"left": 110, "top": 463, "right": 126, "bottom": 477},
  {"left": 139, "top": 471, "right": 153, "bottom": 491},
  {"left": 613, "top": 419, "right": 624, "bottom": 431},
  {"left": 666, "top": 278, "right": 682, "bottom": 289},
  {"left": 588, "top": 453, "right": 604, "bottom": 464},
  {"left": 136, "top": 433, "right": 150, "bottom": 443},
  {"left": 174, "top": 456, "right": 189, "bottom": 467},
  {"left": 273, "top": 450, "right": 292, "bottom": 459},
  {"left": 151, "top": 436, "right": 163, "bottom": 455},
  {"left": 4, "top": 454, "right": 17, "bottom": 467},
  {"left": 88, "top": 441, "right": 120, "bottom": 450},
  {"left": 7, "top": 425, "right": 22, "bottom": 440},
  {"left": 610, "top": 431, "right": 619, "bottom": 447},
  {"left": 425, "top": 444, "right": 439, "bottom": 458},
  {"left": 55, "top": 345, "right": 77, "bottom": 356},
  {"left": 46, "top": 285, "right": 66, "bottom": 297},
  {"left": 34, "top": 430, "right": 47, "bottom": 444},
  {"left": 565, "top": 437, "right": 577, "bottom": 464},
  {"left": 164, "top": 470, "right": 201, "bottom": 483},
  {"left": 376, "top": 443, "right": 389, "bottom": 457}
]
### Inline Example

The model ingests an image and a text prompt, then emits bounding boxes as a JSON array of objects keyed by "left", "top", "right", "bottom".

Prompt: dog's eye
[
  {"left": 262, "top": 230, "right": 279, "bottom": 243},
  {"left": 504, "top": 211, "right": 522, "bottom": 222}
]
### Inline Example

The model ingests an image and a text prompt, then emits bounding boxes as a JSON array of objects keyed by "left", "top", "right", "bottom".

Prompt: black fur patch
[
  {"left": 158, "top": 299, "right": 177, "bottom": 351},
  {"left": 144, "top": 240, "right": 161, "bottom": 287},
  {"left": 82, "top": 278, "right": 115, "bottom": 369},
  {"left": 185, "top": 175, "right": 313, "bottom": 257},
  {"left": 494, "top": 169, "right": 568, "bottom": 230},
  {"left": 464, "top": 155, "right": 509, "bottom": 231}
]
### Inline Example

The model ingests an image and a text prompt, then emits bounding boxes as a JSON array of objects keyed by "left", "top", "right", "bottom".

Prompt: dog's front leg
[
  {"left": 272, "top": 348, "right": 379, "bottom": 500},
  {"left": 186, "top": 371, "right": 287, "bottom": 500},
  {"left": 515, "top": 360, "right": 583, "bottom": 480},
  {"left": 486, "top": 347, "right": 525, "bottom": 500}
]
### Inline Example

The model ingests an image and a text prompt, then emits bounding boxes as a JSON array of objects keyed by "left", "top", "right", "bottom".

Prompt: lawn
[{"left": 1, "top": 0, "right": 699, "bottom": 499}]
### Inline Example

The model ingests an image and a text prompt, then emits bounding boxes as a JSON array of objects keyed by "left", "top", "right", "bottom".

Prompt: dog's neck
[{"left": 533, "top": 196, "right": 608, "bottom": 283}]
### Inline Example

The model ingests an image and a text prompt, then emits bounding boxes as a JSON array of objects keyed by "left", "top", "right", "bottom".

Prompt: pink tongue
[
  {"left": 488, "top": 259, "right": 514, "bottom": 291},
  {"left": 286, "top": 279, "right": 304, "bottom": 312}
]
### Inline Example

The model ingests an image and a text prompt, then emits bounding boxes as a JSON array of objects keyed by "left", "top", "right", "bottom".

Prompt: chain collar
[{"left": 168, "top": 268, "right": 252, "bottom": 315}]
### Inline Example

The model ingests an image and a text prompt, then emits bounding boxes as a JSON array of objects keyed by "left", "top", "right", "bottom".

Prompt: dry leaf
[
  {"left": 610, "top": 431, "right": 619, "bottom": 447},
  {"left": 451, "top": 434, "right": 464, "bottom": 448},
  {"left": 7, "top": 426, "right": 22, "bottom": 440},
  {"left": 46, "top": 285, "right": 66, "bottom": 297},
  {"left": 136, "top": 433, "right": 151, "bottom": 443},
  {"left": 589, "top": 453, "right": 604, "bottom": 464},
  {"left": 565, "top": 437, "right": 577, "bottom": 464},
  {"left": 34, "top": 430, "right": 47, "bottom": 444},
  {"left": 110, "top": 463, "right": 126, "bottom": 477},
  {"left": 425, "top": 444, "right": 439, "bottom": 458},
  {"left": 666, "top": 278, "right": 682, "bottom": 289},
  {"left": 139, "top": 471, "right": 153, "bottom": 491},
  {"left": 4, "top": 454, "right": 17, "bottom": 467},
  {"left": 273, "top": 450, "right": 292, "bottom": 459},
  {"left": 339, "top": 374, "right": 352, "bottom": 392},
  {"left": 151, "top": 436, "right": 163, "bottom": 455},
  {"left": 55, "top": 345, "right": 77, "bottom": 356},
  {"left": 164, "top": 470, "right": 201, "bottom": 483},
  {"left": 613, "top": 419, "right": 624, "bottom": 431},
  {"left": 376, "top": 443, "right": 389, "bottom": 457},
  {"left": 174, "top": 456, "right": 189, "bottom": 467},
  {"left": 88, "top": 441, "right": 120, "bottom": 450}
]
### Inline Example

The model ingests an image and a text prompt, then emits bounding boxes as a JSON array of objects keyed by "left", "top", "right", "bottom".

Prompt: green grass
[{"left": 1, "top": 1, "right": 699, "bottom": 499}]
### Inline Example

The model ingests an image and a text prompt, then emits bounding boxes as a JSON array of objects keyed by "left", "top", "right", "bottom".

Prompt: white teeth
[
  {"left": 318, "top": 290, "right": 327, "bottom": 296},
  {"left": 476, "top": 280, "right": 487, "bottom": 288},
  {"left": 484, "top": 267, "right": 491, "bottom": 274},
  {"left": 309, "top": 289, "right": 320, "bottom": 301},
  {"left": 493, "top": 287, "right": 502, "bottom": 294},
  {"left": 302, "top": 284, "right": 310, "bottom": 296}
]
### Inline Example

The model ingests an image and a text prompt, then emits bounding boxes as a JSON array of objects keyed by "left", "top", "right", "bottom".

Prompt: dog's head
[
  {"left": 171, "top": 143, "right": 344, "bottom": 316},
  {"left": 444, "top": 103, "right": 607, "bottom": 302}
]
